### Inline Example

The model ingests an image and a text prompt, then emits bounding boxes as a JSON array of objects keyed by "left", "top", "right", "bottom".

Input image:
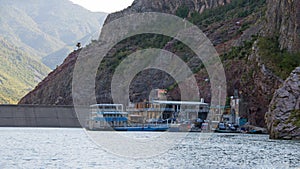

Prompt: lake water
[{"left": 0, "top": 128, "right": 299, "bottom": 169}]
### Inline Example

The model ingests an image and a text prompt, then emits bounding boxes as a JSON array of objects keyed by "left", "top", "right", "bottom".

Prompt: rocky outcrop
[
  {"left": 265, "top": 67, "right": 300, "bottom": 140},
  {"left": 266, "top": 0, "right": 300, "bottom": 53}
]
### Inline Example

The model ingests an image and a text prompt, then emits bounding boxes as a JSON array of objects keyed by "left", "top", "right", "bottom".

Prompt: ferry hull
[{"left": 114, "top": 126, "right": 169, "bottom": 131}]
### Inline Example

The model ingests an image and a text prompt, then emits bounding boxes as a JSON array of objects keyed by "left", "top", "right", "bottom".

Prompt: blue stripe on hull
[{"left": 114, "top": 127, "right": 169, "bottom": 131}]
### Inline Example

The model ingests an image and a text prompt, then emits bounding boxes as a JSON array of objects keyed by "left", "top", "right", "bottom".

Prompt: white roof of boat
[
  {"left": 91, "top": 111, "right": 128, "bottom": 114},
  {"left": 128, "top": 114, "right": 144, "bottom": 117},
  {"left": 152, "top": 100, "right": 208, "bottom": 105},
  {"left": 90, "top": 104, "right": 123, "bottom": 107}
]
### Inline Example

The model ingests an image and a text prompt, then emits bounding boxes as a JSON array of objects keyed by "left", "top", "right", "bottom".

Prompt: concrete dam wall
[{"left": 0, "top": 105, "right": 87, "bottom": 127}]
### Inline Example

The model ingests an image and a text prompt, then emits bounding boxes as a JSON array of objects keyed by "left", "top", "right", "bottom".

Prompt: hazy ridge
[{"left": 0, "top": 0, "right": 107, "bottom": 103}]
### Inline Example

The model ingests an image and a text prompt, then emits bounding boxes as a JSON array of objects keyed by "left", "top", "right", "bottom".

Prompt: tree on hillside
[{"left": 76, "top": 42, "right": 81, "bottom": 49}]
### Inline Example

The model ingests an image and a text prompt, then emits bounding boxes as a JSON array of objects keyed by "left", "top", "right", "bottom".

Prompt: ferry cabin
[
  {"left": 126, "top": 100, "right": 209, "bottom": 124},
  {"left": 152, "top": 100, "right": 209, "bottom": 123},
  {"left": 87, "top": 104, "right": 128, "bottom": 130}
]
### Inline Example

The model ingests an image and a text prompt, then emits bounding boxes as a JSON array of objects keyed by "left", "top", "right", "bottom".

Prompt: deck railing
[
  {"left": 126, "top": 108, "right": 209, "bottom": 113},
  {"left": 126, "top": 108, "right": 175, "bottom": 112}
]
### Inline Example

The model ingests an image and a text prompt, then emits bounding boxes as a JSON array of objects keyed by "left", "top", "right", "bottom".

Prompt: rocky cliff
[
  {"left": 265, "top": 67, "right": 300, "bottom": 140},
  {"left": 266, "top": 0, "right": 300, "bottom": 53}
]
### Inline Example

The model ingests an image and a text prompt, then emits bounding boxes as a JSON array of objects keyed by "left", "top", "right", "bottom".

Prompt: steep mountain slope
[
  {"left": 0, "top": 0, "right": 107, "bottom": 103},
  {"left": 19, "top": 0, "right": 299, "bottom": 128},
  {"left": 0, "top": 37, "right": 50, "bottom": 104},
  {"left": 0, "top": 0, "right": 107, "bottom": 68}
]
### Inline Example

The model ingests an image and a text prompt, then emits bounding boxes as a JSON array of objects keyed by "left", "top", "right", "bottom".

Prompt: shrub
[
  {"left": 176, "top": 6, "right": 189, "bottom": 19},
  {"left": 258, "top": 37, "right": 300, "bottom": 79}
]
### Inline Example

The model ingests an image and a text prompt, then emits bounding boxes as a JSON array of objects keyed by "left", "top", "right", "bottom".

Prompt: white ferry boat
[
  {"left": 87, "top": 104, "right": 169, "bottom": 131},
  {"left": 87, "top": 104, "right": 128, "bottom": 131}
]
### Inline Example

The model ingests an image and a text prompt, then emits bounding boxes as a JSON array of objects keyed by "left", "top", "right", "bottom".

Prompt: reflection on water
[{"left": 0, "top": 128, "right": 299, "bottom": 169}]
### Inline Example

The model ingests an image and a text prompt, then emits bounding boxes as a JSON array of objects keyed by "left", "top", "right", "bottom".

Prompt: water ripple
[{"left": 0, "top": 128, "right": 299, "bottom": 168}]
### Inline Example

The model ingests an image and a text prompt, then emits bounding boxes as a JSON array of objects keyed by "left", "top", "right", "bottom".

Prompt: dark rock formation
[
  {"left": 266, "top": 0, "right": 300, "bottom": 53},
  {"left": 265, "top": 67, "right": 300, "bottom": 140}
]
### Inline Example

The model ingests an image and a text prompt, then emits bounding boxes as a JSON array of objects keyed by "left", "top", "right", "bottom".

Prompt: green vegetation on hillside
[
  {"left": 99, "top": 33, "right": 205, "bottom": 74},
  {"left": 0, "top": 0, "right": 107, "bottom": 103},
  {"left": 0, "top": 0, "right": 107, "bottom": 68},
  {"left": 179, "top": 0, "right": 266, "bottom": 28},
  {"left": 176, "top": 5, "right": 189, "bottom": 18},
  {"left": 258, "top": 37, "right": 300, "bottom": 79},
  {"left": 100, "top": 0, "right": 268, "bottom": 83},
  {"left": 222, "top": 38, "right": 257, "bottom": 61},
  {"left": 0, "top": 38, "right": 50, "bottom": 104},
  {"left": 99, "top": 34, "right": 172, "bottom": 70}
]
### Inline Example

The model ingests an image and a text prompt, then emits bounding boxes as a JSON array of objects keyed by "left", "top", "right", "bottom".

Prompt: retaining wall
[{"left": 0, "top": 105, "right": 87, "bottom": 127}]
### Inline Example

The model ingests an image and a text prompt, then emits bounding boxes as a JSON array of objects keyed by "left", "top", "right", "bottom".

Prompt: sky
[{"left": 69, "top": 0, "right": 134, "bottom": 13}]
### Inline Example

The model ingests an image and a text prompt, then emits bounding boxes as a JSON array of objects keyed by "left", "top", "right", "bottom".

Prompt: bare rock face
[
  {"left": 266, "top": 0, "right": 300, "bottom": 52},
  {"left": 265, "top": 67, "right": 300, "bottom": 140}
]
